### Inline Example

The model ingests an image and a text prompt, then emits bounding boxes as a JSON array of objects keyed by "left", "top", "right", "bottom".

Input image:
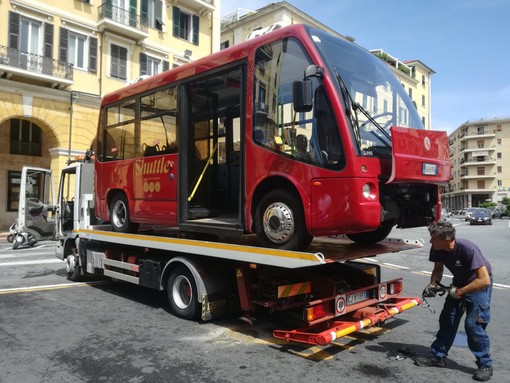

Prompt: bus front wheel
[
  {"left": 254, "top": 190, "right": 312, "bottom": 251},
  {"left": 110, "top": 192, "right": 139, "bottom": 233},
  {"left": 346, "top": 220, "right": 394, "bottom": 244}
]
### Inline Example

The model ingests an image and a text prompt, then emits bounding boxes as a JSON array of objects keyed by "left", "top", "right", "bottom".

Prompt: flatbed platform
[{"left": 77, "top": 226, "right": 423, "bottom": 269}]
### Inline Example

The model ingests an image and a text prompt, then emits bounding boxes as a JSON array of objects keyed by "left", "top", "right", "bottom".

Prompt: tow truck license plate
[{"left": 347, "top": 291, "right": 369, "bottom": 305}]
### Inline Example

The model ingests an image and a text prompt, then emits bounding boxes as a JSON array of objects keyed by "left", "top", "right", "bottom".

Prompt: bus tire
[
  {"left": 254, "top": 190, "right": 312, "bottom": 251},
  {"left": 110, "top": 192, "right": 139, "bottom": 233},
  {"left": 167, "top": 265, "right": 201, "bottom": 320},
  {"left": 346, "top": 220, "right": 394, "bottom": 244}
]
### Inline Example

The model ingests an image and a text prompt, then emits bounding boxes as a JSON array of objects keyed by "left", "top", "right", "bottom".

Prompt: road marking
[
  {"left": 382, "top": 262, "right": 410, "bottom": 270},
  {"left": 0, "top": 259, "right": 64, "bottom": 267},
  {"left": 0, "top": 281, "right": 106, "bottom": 295}
]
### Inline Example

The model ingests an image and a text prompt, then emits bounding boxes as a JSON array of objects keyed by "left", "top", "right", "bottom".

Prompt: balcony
[
  {"left": 173, "top": 0, "right": 216, "bottom": 14},
  {"left": 459, "top": 130, "right": 496, "bottom": 141},
  {"left": 0, "top": 45, "right": 73, "bottom": 88},
  {"left": 98, "top": 3, "right": 148, "bottom": 41}
]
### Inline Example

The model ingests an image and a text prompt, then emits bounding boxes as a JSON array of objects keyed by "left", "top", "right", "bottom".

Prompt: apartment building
[
  {"left": 220, "top": 1, "right": 434, "bottom": 130},
  {"left": 443, "top": 117, "right": 510, "bottom": 211},
  {"left": 0, "top": 0, "right": 219, "bottom": 228}
]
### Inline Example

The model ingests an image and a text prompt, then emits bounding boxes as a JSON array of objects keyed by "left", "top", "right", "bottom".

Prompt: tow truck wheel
[
  {"left": 346, "top": 220, "right": 394, "bottom": 244},
  {"left": 254, "top": 190, "right": 312, "bottom": 251},
  {"left": 167, "top": 265, "right": 201, "bottom": 320},
  {"left": 66, "top": 251, "right": 82, "bottom": 282},
  {"left": 110, "top": 192, "right": 139, "bottom": 233}
]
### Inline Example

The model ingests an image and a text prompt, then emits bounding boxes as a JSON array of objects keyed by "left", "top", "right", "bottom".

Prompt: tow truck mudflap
[{"left": 273, "top": 296, "right": 422, "bottom": 346}]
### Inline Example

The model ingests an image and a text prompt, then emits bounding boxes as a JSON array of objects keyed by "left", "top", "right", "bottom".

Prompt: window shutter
[
  {"left": 44, "top": 23, "right": 53, "bottom": 58},
  {"left": 8, "top": 12, "right": 20, "bottom": 49},
  {"left": 156, "top": 0, "right": 163, "bottom": 31},
  {"left": 172, "top": 7, "right": 180, "bottom": 37},
  {"left": 192, "top": 15, "right": 199, "bottom": 45},
  {"left": 89, "top": 37, "right": 97, "bottom": 73},
  {"left": 163, "top": 60, "right": 169, "bottom": 72},
  {"left": 59, "top": 27, "right": 68, "bottom": 62},
  {"left": 130, "top": 0, "right": 137, "bottom": 28},
  {"left": 120, "top": 46, "right": 127, "bottom": 80},
  {"left": 141, "top": 0, "right": 148, "bottom": 23},
  {"left": 140, "top": 53, "right": 147, "bottom": 76}
]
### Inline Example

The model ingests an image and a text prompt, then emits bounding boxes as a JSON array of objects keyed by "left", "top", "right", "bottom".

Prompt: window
[
  {"left": 59, "top": 28, "right": 97, "bottom": 72},
  {"left": 422, "top": 94, "right": 426, "bottom": 107},
  {"left": 68, "top": 31, "right": 87, "bottom": 69},
  {"left": 408, "top": 87, "right": 412, "bottom": 99},
  {"left": 20, "top": 17, "right": 42, "bottom": 55},
  {"left": 477, "top": 140, "right": 484, "bottom": 148},
  {"left": 497, "top": 138, "right": 501, "bottom": 144},
  {"left": 477, "top": 180, "right": 485, "bottom": 189},
  {"left": 497, "top": 124, "right": 502, "bottom": 131},
  {"left": 421, "top": 74, "right": 426, "bottom": 86},
  {"left": 253, "top": 38, "right": 344, "bottom": 170},
  {"left": 173, "top": 6, "right": 199, "bottom": 45},
  {"left": 497, "top": 152, "right": 502, "bottom": 159},
  {"left": 477, "top": 126, "right": 485, "bottom": 134},
  {"left": 497, "top": 166, "right": 502, "bottom": 173},
  {"left": 142, "top": 0, "right": 164, "bottom": 31},
  {"left": 10, "top": 119, "right": 42, "bottom": 156},
  {"left": 477, "top": 167, "right": 485, "bottom": 176},
  {"left": 220, "top": 40, "right": 229, "bottom": 50},
  {"left": 7, "top": 171, "right": 21, "bottom": 212},
  {"left": 139, "top": 53, "right": 169, "bottom": 76},
  {"left": 110, "top": 44, "right": 128, "bottom": 80}
]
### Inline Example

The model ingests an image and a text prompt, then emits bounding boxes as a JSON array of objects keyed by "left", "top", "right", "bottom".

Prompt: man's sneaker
[
  {"left": 414, "top": 356, "right": 446, "bottom": 368},
  {"left": 473, "top": 366, "right": 493, "bottom": 381}
]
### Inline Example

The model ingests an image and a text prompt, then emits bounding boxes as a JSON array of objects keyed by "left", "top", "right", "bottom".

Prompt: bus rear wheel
[
  {"left": 110, "top": 192, "right": 139, "bottom": 233},
  {"left": 346, "top": 220, "right": 394, "bottom": 244},
  {"left": 254, "top": 190, "right": 312, "bottom": 251}
]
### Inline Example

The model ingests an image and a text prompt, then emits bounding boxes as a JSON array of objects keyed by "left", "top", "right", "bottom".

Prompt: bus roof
[{"left": 101, "top": 24, "right": 311, "bottom": 106}]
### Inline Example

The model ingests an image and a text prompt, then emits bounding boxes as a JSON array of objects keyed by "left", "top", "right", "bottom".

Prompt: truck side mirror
[{"left": 293, "top": 79, "right": 313, "bottom": 113}]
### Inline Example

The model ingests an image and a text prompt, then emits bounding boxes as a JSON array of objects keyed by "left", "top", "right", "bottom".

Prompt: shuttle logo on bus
[
  {"left": 135, "top": 158, "right": 175, "bottom": 193},
  {"left": 135, "top": 158, "right": 174, "bottom": 176}
]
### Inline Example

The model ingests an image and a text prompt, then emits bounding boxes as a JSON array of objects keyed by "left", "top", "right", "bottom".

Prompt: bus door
[
  {"left": 18, "top": 166, "right": 56, "bottom": 240},
  {"left": 179, "top": 66, "right": 244, "bottom": 236}
]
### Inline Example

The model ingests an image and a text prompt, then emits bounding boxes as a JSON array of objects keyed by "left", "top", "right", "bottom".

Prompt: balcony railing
[
  {"left": 98, "top": 3, "right": 148, "bottom": 32},
  {"left": 0, "top": 45, "right": 73, "bottom": 80}
]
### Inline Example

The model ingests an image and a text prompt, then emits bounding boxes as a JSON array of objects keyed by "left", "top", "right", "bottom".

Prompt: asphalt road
[{"left": 1, "top": 217, "right": 509, "bottom": 383}]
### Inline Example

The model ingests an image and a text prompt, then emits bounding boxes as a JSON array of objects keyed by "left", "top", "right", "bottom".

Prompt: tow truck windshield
[{"left": 308, "top": 27, "right": 424, "bottom": 157}]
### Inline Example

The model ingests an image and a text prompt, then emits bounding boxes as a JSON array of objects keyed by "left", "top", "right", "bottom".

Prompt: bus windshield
[{"left": 308, "top": 27, "right": 424, "bottom": 156}]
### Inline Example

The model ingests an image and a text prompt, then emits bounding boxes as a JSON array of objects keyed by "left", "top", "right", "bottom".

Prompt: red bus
[{"left": 94, "top": 24, "right": 450, "bottom": 250}]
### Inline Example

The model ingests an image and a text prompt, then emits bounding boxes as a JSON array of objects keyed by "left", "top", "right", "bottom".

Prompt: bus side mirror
[{"left": 293, "top": 80, "right": 313, "bottom": 113}]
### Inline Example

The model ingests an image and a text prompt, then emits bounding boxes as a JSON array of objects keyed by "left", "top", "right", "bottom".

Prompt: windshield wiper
[
  {"left": 352, "top": 102, "right": 392, "bottom": 146},
  {"left": 333, "top": 66, "right": 391, "bottom": 148},
  {"left": 333, "top": 67, "right": 361, "bottom": 147}
]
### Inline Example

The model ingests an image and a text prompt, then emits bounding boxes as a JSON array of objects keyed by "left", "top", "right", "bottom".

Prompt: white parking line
[{"left": 0, "top": 259, "right": 64, "bottom": 267}]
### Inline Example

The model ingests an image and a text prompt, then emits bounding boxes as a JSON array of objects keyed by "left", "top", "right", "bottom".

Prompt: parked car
[
  {"left": 469, "top": 209, "right": 492, "bottom": 225},
  {"left": 490, "top": 208, "right": 508, "bottom": 218}
]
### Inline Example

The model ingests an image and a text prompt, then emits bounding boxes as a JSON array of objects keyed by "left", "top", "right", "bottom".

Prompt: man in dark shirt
[{"left": 415, "top": 220, "right": 493, "bottom": 381}]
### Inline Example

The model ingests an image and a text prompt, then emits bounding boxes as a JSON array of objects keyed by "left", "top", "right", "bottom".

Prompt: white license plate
[
  {"left": 346, "top": 291, "right": 369, "bottom": 305},
  {"left": 422, "top": 163, "right": 438, "bottom": 176}
]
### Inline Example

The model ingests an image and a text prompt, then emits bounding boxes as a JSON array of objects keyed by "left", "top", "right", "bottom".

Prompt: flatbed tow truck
[{"left": 19, "top": 160, "right": 423, "bottom": 347}]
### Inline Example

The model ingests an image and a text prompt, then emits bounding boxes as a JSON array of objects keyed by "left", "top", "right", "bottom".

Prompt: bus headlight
[{"left": 362, "top": 183, "right": 376, "bottom": 200}]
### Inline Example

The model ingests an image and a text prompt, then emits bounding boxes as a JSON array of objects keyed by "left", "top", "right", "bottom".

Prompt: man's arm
[
  {"left": 456, "top": 266, "right": 491, "bottom": 296},
  {"left": 430, "top": 261, "right": 444, "bottom": 285}
]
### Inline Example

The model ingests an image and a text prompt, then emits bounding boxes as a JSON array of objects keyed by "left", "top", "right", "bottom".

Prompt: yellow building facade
[{"left": 0, "top": 0, "right": 219, "bottom": 228}]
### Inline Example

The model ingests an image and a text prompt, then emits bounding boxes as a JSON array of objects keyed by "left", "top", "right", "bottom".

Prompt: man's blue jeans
[{"left": 430, "top": 276, "right": 493, "bottom": 368}]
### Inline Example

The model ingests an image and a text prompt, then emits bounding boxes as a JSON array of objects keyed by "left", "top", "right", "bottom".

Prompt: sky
[{"left": 220, "top": 0, "right": 510, "bottom": 134}]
